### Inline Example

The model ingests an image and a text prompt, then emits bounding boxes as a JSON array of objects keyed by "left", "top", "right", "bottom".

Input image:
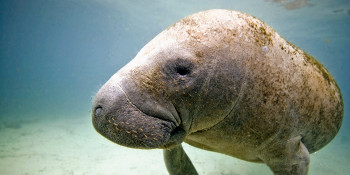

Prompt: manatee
[{"left": 92, "top": 9, "right": 343, "bottom": 175}]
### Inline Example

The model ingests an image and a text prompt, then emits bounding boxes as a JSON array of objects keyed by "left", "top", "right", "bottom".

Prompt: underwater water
[{"left": 0, "top": 0, "right": 349, "bottom": 174}]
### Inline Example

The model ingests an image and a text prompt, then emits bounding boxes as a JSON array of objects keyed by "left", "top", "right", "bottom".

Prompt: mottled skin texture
[{"left": 92, "top": 9, "right": 343, "bottom": 175}]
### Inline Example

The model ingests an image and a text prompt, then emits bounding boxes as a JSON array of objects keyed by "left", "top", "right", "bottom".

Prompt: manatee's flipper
[
  {"left": 260, "top": 136, "right": 310, "bottom": 175},
  {"left": 163, "top": 144, "right": 198, "bottom": 175}
]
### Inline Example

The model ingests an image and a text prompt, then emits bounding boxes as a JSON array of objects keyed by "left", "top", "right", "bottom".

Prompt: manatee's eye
[
  {"left": 164, "top": 58, "right": 194, "bottom": 78},
  {"left": 175, "top": 65, "right": 191, "bottom": 76}
]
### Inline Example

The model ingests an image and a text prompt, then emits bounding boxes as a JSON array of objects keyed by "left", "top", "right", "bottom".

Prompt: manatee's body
[{"left": 92, "top": 9, "right": 343, "bottom": 175}]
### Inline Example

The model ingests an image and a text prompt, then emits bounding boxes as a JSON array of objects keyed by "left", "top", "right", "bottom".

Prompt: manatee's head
[
  {"left": 92, "top": 9, "right": 246, "bottom": 149},
  {"left": 91, "top": 42, "right": 211, "bottom": 149}
]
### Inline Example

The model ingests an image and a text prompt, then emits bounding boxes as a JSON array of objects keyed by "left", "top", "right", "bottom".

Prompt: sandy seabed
[{"left": 0, "top": 114, "right": 349, "bottom": 175}]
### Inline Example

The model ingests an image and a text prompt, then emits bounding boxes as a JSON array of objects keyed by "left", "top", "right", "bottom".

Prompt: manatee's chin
[{"left": 93, "top": 112, "right": 186, "bottom": 149}]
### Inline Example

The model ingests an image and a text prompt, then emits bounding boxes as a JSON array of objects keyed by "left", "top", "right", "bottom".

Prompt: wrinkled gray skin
[{"left": 92, "top": 9, "right": 344, "bottom": 175}]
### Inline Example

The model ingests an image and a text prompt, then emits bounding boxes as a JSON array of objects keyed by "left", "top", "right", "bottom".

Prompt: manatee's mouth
[
  {"left": 92, "top": 84, "right": 186, "bottom": 149},
  {"left": 105, "top": 114, "right": 185, "bottom": 149}
]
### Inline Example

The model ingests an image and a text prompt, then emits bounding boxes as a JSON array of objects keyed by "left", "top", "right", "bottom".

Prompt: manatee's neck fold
[{"left": 187, "top": 56, "right": 219, "bottom": 133}]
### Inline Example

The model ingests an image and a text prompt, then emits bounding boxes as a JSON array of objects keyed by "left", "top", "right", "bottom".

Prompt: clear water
[{"left": 0, "top": 0, "right": 349, "bottom": 174}]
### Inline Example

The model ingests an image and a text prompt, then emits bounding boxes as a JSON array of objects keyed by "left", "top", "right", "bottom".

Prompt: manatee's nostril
[{"left": 94, "top": 106, "right": 103, "bottom": 118}]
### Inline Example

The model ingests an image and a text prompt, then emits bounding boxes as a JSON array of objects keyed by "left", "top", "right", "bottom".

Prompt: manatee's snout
[{"left": 92, "top": 81, "right": 186, "bottom": 149}]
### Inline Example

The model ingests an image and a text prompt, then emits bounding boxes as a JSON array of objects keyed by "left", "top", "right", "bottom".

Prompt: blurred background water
[{"left": 0, "top": 0, "right": 349, "bottom": 174}]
